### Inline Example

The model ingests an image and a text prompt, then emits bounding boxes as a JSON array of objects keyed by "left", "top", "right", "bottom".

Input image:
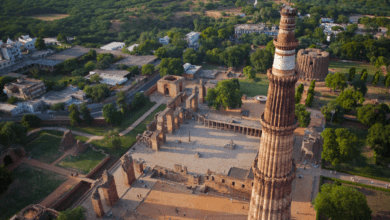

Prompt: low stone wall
[
  {"left": 86, "top": 156, "right": 111, "bottom": 178},
  {"left": 205, "top": 172, "right": 253, "bottom": 198},
  {"left": 51, "top": 181, "right": 91, "bottom": 210},
  {"left": 152, "top": 164, "right": 200, "bottom": 185},
  {"left": 144, "top": 84, "right": 157, "bottom": 97}
]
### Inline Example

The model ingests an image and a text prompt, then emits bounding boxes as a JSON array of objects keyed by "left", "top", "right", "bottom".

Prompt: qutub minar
[{"left": 248, "top": 5, "right": 299, "bottom": 220}]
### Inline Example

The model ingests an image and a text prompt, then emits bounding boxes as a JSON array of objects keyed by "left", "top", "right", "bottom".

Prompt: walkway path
[
  {"left": 21, "top": 157, "right": 86, "bottom": 177},
  {"left": 40, "top": 178, "right": 80, "bottom": 207},
  {"left": 119, "top": 97, "right": 169, "bottom": 136}
]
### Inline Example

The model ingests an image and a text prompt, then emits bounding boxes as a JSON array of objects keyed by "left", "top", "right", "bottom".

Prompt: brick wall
[{"left": 205, "top": 173, "right": 253, "bottom": 197}]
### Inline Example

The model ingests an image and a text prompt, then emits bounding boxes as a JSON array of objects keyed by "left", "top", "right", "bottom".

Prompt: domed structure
[{"left": 296, "top": 48, "right": 330, "bottom": 81}]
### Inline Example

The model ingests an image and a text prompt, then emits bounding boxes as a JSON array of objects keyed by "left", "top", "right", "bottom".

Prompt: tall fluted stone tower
[{"left": 248, "top": 6, "right": 298, "bottom": 220}]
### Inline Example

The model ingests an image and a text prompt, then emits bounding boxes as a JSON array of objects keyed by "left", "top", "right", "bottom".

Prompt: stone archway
[
  {"left": 165, "top": 88, "right": 169, "bottom": 95},
  {"left": 4, "top": 155, "right": 13, "bottom": 166}
]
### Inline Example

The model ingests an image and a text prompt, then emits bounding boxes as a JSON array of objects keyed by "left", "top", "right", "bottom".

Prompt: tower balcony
[{"left": 273, "top": 38, "right": 299, "bottom": 50}]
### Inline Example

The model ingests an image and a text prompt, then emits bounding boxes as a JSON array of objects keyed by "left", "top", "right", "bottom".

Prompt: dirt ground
[
  {"left": 29, "top": 14, "right": 69, "bottom": 21},
  {"left": 290, "top": 173, "right": 317, "bottom": 220},
  {"left": 136, "top": 181, "right": 249, "bottom": 220}
]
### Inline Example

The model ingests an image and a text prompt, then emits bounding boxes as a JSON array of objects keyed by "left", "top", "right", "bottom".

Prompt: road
[{"left": 0, "top": 74, "right": 161, "bottom": 122}]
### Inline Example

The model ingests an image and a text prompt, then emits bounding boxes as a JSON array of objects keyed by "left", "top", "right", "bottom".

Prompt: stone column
[
  {"left": 134, "top": 160, "right": 144, "bottom": 174},
  {"left": 100, "top": 170, "right": 119, "bottom": 207},
  {"left": 121, "top": 154, "right": 136, "bottom": 186},
  {"left": 92, "top": 188, "right": 105, "bottom": 218}
]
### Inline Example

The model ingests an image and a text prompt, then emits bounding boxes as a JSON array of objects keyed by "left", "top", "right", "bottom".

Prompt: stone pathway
[
  {"left": 39, "top": 178, "right": 81, "bottom": 207},
  {"left": 21, "top": 157, "right": 85, "bottom": 177},
  {"left": 119, "top": 97, "right": 169, "bottom": 136}
]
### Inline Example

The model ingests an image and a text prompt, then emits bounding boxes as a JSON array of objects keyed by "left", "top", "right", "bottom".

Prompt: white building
[
  {"left": 321, "top": 18, "right": 334, "bottom": 23},
  {"left": 185, "top": 32, "right": 201, "bottom": 49},
  {"left": 234, "top": 24, "right": 279, "bottom": 38},
  {"left": 127, "top": 44, "right": 139, "bottom": 52},
  {"left": 0, "top": 100, "right": 46, "bottom": 116},
  {"left": 87, "top": 70, "right": 129, "bottom": 86},
  {"left": 100, "top": 42, "right": 125, "bottom": 51},
  {"left": 183, "top": 63, "right": 202, "bottom": 79},
  {"left": 43, "top": 38, "right": 59, "bottom": 46},
  {"left": 0, "top": 39, "right": 22, "bottom": 71},
  {"left": 158, "top": 36, "right": 170, "bottom": 45},
  {"left": 18, "top": 35, "right": 36, "bottom": 50},
  {"left": 320, "top": 23, "right": 346, "bottom": 36}
]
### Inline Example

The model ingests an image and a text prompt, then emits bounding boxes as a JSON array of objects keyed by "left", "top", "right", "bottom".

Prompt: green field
[
  {"left": 24, "top": 134, "right": 64, "bottom": 164},
  {"left": 202, "top": 63, "right": 221, "bottom": 70},
  {"left": 325, "top": 123, "right": 390, "bottom": 181},
  {"left": 68, "top": 100, "right": 156, "bottom": 136},
  {"left": 91, "top": 104, "right": 166, "bottom": 156},
  {"left": 0, "top": 164, "right": 67, "bottom": 220},
  {"left": 329, "top": 60, "right": 384, "bottom": 85},
  {"left": 57, "top": 148, "right": 106, "bottom": 174},
  {"left": 239, "top": 74, "right": 270, "bottom": 97}
]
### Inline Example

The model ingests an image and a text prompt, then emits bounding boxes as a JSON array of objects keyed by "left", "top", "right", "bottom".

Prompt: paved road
[{"left": 0, "top": 74, "right": 161, "bottom": 121}]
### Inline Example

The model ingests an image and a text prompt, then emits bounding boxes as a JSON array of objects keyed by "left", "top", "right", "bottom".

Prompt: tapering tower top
[{"left": 271, "top": 6, "right": 299, "bottom": 77}]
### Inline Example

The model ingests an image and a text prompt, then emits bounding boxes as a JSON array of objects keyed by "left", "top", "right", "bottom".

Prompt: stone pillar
[
  {"left": 178, "top": 108, "right": 184, "bottom": 124},
  {"left": 151, "top": 132, "right": 160, "bottom": 151},
  {"left": 92, "top": 188, "right": 104, "bottom": 218},
  {"left": 175, "top": 116, "right": 180, "bottom": 130},
  {"left": 134, "top": 160, "right": 144, "bottom": 174},
  {"left": 166, "top": 113, "right": 174, "bottom": 134},
  {"left": 199, "top": 79, "right": 205, "bottom": 104},
  {"left": 101, "top": 170, "right": 119, "bottom": 207},
  {"left": 121, "top": 154, "right": 136, "bottom": 186},
  {"left": 157, "top": 116, "right": 166, "bottom": 142}
]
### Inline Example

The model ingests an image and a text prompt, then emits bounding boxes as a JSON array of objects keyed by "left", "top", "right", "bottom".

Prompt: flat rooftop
[
  {"left": 44, "top": 45, "right": 90, "bottom": 64},
  {"left": 114, "top": 55, "right": 158, "bottom": 67},
  {"left": 100, "top": 42, "right": 125, "bottom": 51}
]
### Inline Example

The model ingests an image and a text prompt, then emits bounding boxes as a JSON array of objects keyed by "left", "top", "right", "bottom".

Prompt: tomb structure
[
  {"left": 157, "top": 75, "right": 185, "bottom": 97},
  {"left": 296, "top": 48, "right": 330, "bottom": 81}
]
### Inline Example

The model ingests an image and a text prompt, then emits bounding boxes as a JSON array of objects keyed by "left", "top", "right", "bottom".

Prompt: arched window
[
  {"left": 212, "top": 176, "right": 215, "bottom": 181},
  {"left": 232, "top": 181, "right": 235, "bottom": 186},
  {"left": 222, "top": 179, "right": 225, "bottom": 183},
  {"left": 242, "top": 184, "right": 245, "bottom": 188}
]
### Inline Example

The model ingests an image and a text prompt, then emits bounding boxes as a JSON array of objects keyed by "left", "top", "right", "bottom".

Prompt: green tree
[
  {"left": 57, "top": 206, "right": 86, "bottom": 220},
  {"left": 102, "top": 104, "right": 123, "bottom": 126},
  {"left": 131, "top": 92, "right": 147, "bottom": 109},
  {"left": 68, "top": 104, "right": 81, "bottom": 126},
  {"left": 141, "top": 64, "right": 155, "bottom": 76},
  {"left": 305, "top": 93, "right": 314, "bottom": 107},
  {"left": 218, "top": 28, "right": 230, "bottom": 39},
  {"left": 360, "top": 69, "right": 368, "bottom": 82},
  {"left": 159, "top": 58, "right": 184, "bottom": 77},
  {"left": 341, "top": 41, "right": 363, "bottom": 60},
  {"left": 335, "top": 89, "right": 365, "bottom": 111},
  {"left": 243, "top": 66, "right": 256, "bottom": 80},
  {"left": 205, "top": 48, "right": 223, "bottom": 64},
  {"left": 57, "top": 33, "right": 67, "bottom": 43},
  {"left": 325, "top": 72, "right": 348, "bottom": 92},
  {"left": 172, "top": 32, "right": 187, "bottom": 49},
  {"left": 295, "top": 104, "right": 311, "bottom": 127},
  {"left": 374, "top": 56, "right": 389, "bottom": 69},
  {"left": 79, "top": 103, "right": 93, "bottom": 125},
  {"left": 0, "top": 122, "right": 27, "bottom": 146},
  {"left": 155, "top": 47, "right": 168, "bottom": 59},
  {"left": 116, "top": 91, "right": 127, "bottom": 113},
  {"left": 63, "top": 58, "right": 78, "bottom": 72},
  {"left": 6, "top": 96, "right": 19, "bottom": 104},
  {"left": 386, "top": 76, "right": 390, "bottom": 88},
  {"left": 357, "top": 104, "right": 389, "bottom": 127},
  {"left": 219, "top": 44, "right": 250, "bottom": 67},
  {"left": 348, "top": 67, "right": 356, "bottom": 81},
  {"left": 83, "top": 84, "right": 110, "bottom": 102},
  {"left": 183, "top": 48, "right": 202, "bottom": 65},
  {"left": 96, "top": 59, "right": 110, "bottom": 70},
  {"left": 367, "top": 123, "right": 390, "bottom": 159},
  {"left": 205, "top": 79, "right": 242, "bottom": 110},
  {"left": 84, "top": 61, "right": 96, "bottom": 72},
  {"left": 313, "top": 184, "right": 372, "bottom": 220},
  {"left": 352, "top": 80, "right": 367, "bottom": 96},
  {"left": 250, "top": 49, "right": 273, "bottom": 72},
  {"left": 51, "top": 102, "right": 65, "bottom": 111},
  {"left": 21, "top": 114, "right": 41, "bottom": 128},
  {"left": 372, "top": 71, "right": 380, "bottom": 86},
  {"left": 34, "top": 37, "right": 45, "bottom": 50},
  {"left": 90, "top": 74, "right": 102, "bottom": 83},
  {"left": 321, "top": 101, "right": 345, "bottom": 124},
  {"left": 201, "top": 27, "right": 218, "bottom": 40},
  {"left": 321, "top": 128, "right": 359, "bottom": 166},
  {"left": 265, "top": 40, "right": 275, "bottom": 55},
  {"left": 127, "top": 66, "right": 139, "bottom": 76},
  {"left": 0, "top": 165, "right": 13, "bottom": 195}
]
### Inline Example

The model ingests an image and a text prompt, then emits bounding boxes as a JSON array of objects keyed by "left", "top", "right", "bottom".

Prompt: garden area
[
  {"left": 239, "top": 73, "right": 269, "bottom": 97},
  {"left": 67, "top": 100, "right": 156, "bottom": 136},
  {"left": 318, "top": 177, "right": 390, "bottom": 220},
  {"left": 90, "top": 104, "right": 167, "bottom": 157},
  {"left": 324, "top": 123, "right": 390, "bottom": 182},
  {"left": 24, "top": 134, "right": 63, "bottom": 164},
  {"left": 329, "top": 60, "right": 384, "bottom": 84},
  {"left": 0, "top": 164, "right": 67, "bottom": 220},
  {"left": 56, "top": 148, "right": 106, "bottom": 174}
]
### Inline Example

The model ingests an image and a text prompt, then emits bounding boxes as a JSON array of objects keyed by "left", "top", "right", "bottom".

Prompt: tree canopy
[
  {"left": 0, "top": 122, "right": 27, "bottom": 146},
  {"left": 367, "top": 123, "right": 390, "bottom": 159},
  {"left": 313, "top": 183, "right": 372, "bottom": 220},
  {"left": 141, "top": 64, "right": 155, "bottom": 76},
  {"left": 295, "top": 104, "right": 311, "bottom": 127},
  {"left": 357, "top": 104, "right": 390, "bottom": 127},
  {"left": 159, "top": 58, "right": 184, "bottom": 77},
  {"left": 102, "top": 104, "right": 123, "bottom": 126},
  {"left": 83, "top": 84, "right": 110, "bottom": 102},
  {"left": 243, "top": 66, "right": 256, "bottom": 80},
  {"left": 321, "top": 128, "right": 359, "bottom": 166},
  {"left": 335, "top": 88, "right": 365, "bottom": 112},
  {"left": 183, "top": 48, "right": 202, "bottom": 65},
  {"left": 205, "top": 79, "right": 242, "bottom": 110},
  {"left": 21, "top": 114, "right": 41, "bottom": 129},
  {"left": 325, "top": 72, "right": 348, "bottom": 92},
  {"left": 57, "top": 206, "right": 86, "bottom": 220},
  {"left": 250, "top": 49, "right": 273, "bottom": 73},
  {"left": 321, "top": 101, "right": 345, "bottom": 124},
  {"left": 0, "top": 165, "right": 13, "bottom": 195}
]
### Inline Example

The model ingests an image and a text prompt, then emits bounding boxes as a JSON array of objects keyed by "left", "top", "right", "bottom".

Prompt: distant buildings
[
  {"left": 43, "top": 38, "right": 59, "bottom": 46},
  {"left": 86, "top": 70, "right": 130, "bottom": 86},
  {"left": 18, "top": 35, "right": 36, "bottom": 50},
  {"left": 3, "top": 78, "right": 46, "bottom": 100},
  {"left": 185, "top": 32, "right": 201, "bottom": 49},
  {"left": 158, "top": 36, "right": 170, "bottom": 45},
  {"left": 320, "top": 23, "right": 346, "bottom": 36},
  {"left": 0, "top": 39, "right": 22, "bottom": 63},
  {"left": 100, "top": 42, "right": 125, "bottom": 51},
  {"left": 183, "top": 63, "right": 202, "bottom": 79},
  {"left": 234, "top": 23, "right": 279, "bottom": 38},
  {"left": 321, "top": 18, "right": 334, "bottom": 23}
]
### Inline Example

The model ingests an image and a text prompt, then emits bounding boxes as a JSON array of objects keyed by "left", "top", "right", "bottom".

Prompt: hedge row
[{"left": 305, "top": 80, "right": 316, "bottom": 107}]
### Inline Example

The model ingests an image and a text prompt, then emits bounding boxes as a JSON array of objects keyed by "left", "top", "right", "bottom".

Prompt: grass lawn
[
  {"left": 239, "top": 74, "right": 269, "bottom": 97},
  {"left": 43, "top": 130, "right": 65, "bottom": 137},
  {"left": 329, "top": 60, "right": 384, "bottom": 85},
  {"left": 24, "top": 134, "right": 64, "bottom": 164},
  {"left": 202, "top": 63, "right": 221, "bottom": 70},
  {"left": 325, "top": 123, "right": 390, "bottom": 181},
  {"left": 321, "top": 179, "right": 390, "bottom": 220},
  {"left": 0, "top": 164, "right": 67, "bottom": 220},
  {"left": 57, "top": 148, "right": 106, "bottom": 174},
  {"left": 68, "top": 100, "right": 156, "bottom": 136},
  {"left": 91, "top": 104, "right": 167, "bottom": 156}
]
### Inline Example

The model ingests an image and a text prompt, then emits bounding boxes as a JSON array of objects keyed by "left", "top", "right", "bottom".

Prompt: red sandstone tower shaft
[{"left": 248, "top": 6, "right": 299, "bottom": 220}]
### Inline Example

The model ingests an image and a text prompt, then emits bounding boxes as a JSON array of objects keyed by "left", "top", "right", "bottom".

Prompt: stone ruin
[
  {"left": 301, "top": 127, "right": 322, "bottom": 162},
  {"left": 120, "top": 153, "right": 136, "bottom": 186},
  {"left": 59, "top": 130, "right": 90, "bottom": 156},
  {"left": 91, "top": 188, "right": 105, "bottom": 218},
  {"left": 100, "top": 170, "right": 119, "bottom": 207},
  {"left": 157, "top": 75, "right": 186, "bottom": 97},
  {"left": 0, "top": 145, "right": 25, "bottom": 167},
  {"left": 137, "top": 84, "right": 201, "bottom": 151},
  {"left": 296, "top": 48, "right": 330, "bottom": 82},
  {"left": 10, "top": 204, "right": 58, "bottom": 220},
  {"left": 152, "top": 164, "right": 200, "bottom": 185}
]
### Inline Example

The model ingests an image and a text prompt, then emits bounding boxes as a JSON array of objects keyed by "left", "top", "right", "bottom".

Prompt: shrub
[
  {"left": 51, "top": 102, "right": 65, "bottom": 111},
  {"left": 305, "top": 93, "right": 314, "bottom": 107},
  {"left": 21, "top": 114, "right": 41, "bottom": 128}
]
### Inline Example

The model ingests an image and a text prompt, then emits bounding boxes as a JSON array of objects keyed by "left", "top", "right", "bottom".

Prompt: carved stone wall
[
  {"left": 205, "top": 169, "right": 253, "bottom": 197},
  {"left": 10, "top": 204, "right": 59, "bottom": 220},
  {"left": 297, "top": 48, "right": 330, "bottom": 81},
  {"left": 91, "top": 188, "right": 105, "bottom": 218},
  {"left": 59, "top": 130, "right": 76, "bottom": 152},
  {"left": 152, "top": 164, "right": 200, "bottom": 185},
  {"left": 134, "top": 160, "right": 144, "bottom": 174},
  {"left": 121, "top": 154, "right": 136, "bottom": 186},
  {"left": 100, "top": 170, "right": 119, "bottom": 207},
  {"left": 167, "top": 92, "right": 186, "bottom": 109},
  {"left": 72, "top": 140, "right": 90, "bottom": 156},
  {"left": 186, "top": 86, "right": 198, "bottom": 112},
  {"left": 157, "top": 75, "right": 186, "bottom": 97}
]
